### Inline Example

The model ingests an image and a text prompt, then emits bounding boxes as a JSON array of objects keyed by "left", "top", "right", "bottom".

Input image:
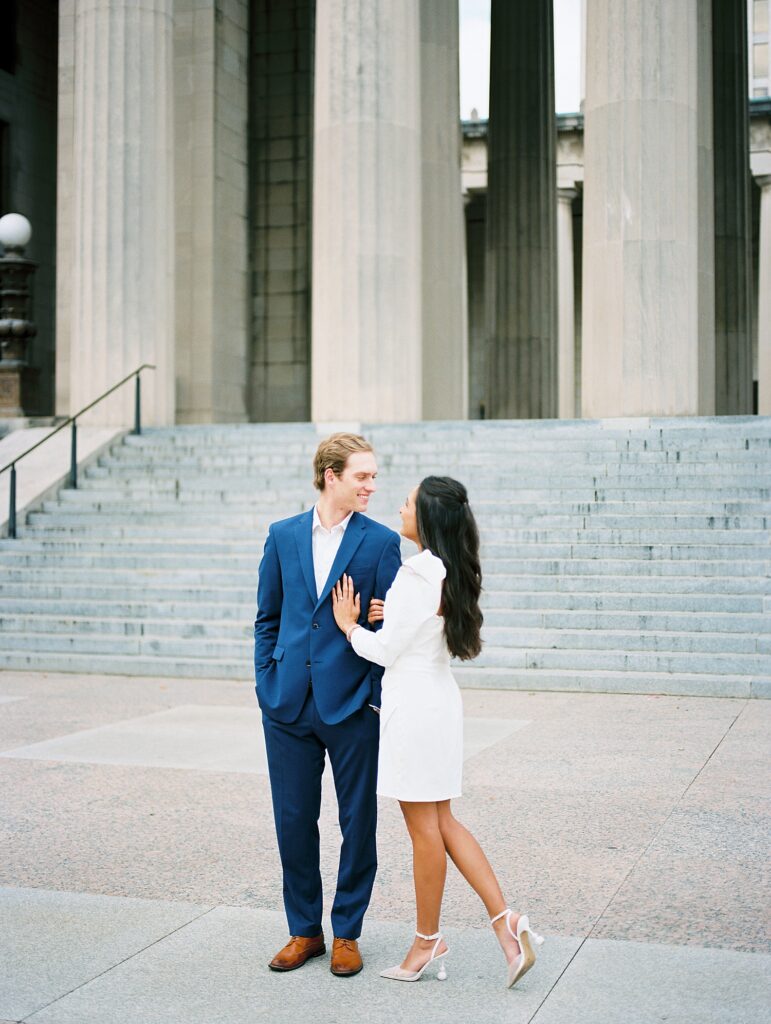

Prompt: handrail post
[
  {"left": 134, "top": 372, "right": 141, "bottom": 436},
  {"left": 0, "top": 364, "right": 155, "bottom": 539},
  {"left": 70, "top": 418, "right": 78, "bottom": 489},
  {"left": 8, "top": 464, "right": 16, "bottom": 539}
]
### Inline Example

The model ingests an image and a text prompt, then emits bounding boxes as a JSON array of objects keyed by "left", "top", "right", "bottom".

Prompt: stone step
[
  {"left": 14, "top": 512, "right": 771, "bottom": 538},
  {"left": 7, "top": 416, "right": 769, "bottom": 697},
  {"left": 3, "top": 554, "right": 768, "bottom": 584},
  {"left": 1, "top": 614, "right": 765, "bottom": 652},
  {"left": 52, "top": 474, "right": 771, "bottom": 498},
  {"left": 23, "top": 498, "right": 771, "bottom": 524},
  {"left": 3, "top": 626, "right": 765, "bottom": 667},
  {"left": 0, "top": 580, "right": 255, "bottom": 602},
  {"left": 1, "top": 630, "right": 767, "bottom": 677},
  {"left": 88, "top": 449, "right": 771, "bottom": 468},
  {"left": 0, "top": 647, "right": 760, "bottom": 697},
  {"left": 122, "top": 425, "right": 771, "bottom": 446},
  {"left": 90, "top": 452, "right": 771, "bottom": 477},
  {"left": 62, "top": 475, "right": 771, "bottom": 501},
  {"left": 479, "top": 626, "right": 763, "bottom": 653},
  {"left": 450, "top": 666, "right": 765, "bottom": 699},
  {"left": 3, "top": 528, "right": 765, "bottom": 552},
  {"left": 1, "top": 527, "right": 769, "bottom": 559},
  {"left": 111, "top": 442, "right": 771, "bottom": 461},
  {"left": 482, "top": 608, "right": 771, "bottom": 630},
  {"left": 1, "top": 577, "right": 767, "bottom": 606},
  {"left": 1, "top": 540, "right": 768, "bottom": 569},
  {"left": 470, "top": 644, "right": 770, "bottom": 675},
  {"left": 1, "top": 590, "right": 765, "bottom": 620},
  {"left": 1, "top": 607, "right": 768, "bottom": 638},
  {"left": 30, "top": 496, "right": 771, "bottom": 525},
  {"left": 244, "top": 441, "right": 768, "bottom": 458}
]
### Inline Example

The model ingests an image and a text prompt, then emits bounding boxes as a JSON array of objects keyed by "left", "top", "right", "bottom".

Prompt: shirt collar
[{"left": 312, "top": 506, "right": 354, "bottom": 534}]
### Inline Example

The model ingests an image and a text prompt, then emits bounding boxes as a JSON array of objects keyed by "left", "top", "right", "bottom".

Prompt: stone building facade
[{"left": 1, "top": 0, "right": 769, "bottom": 424}]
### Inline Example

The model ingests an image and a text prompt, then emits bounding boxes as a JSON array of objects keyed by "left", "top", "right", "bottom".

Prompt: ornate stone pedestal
[{"left": 0, "top": 364, "right": 38, "bottom": 417}]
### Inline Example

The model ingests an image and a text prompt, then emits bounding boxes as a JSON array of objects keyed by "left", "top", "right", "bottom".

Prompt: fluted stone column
[
  {"left": 713, "top": 0, "right": 753, "bottom": 414},
  {"left": 175, "top": 0, "right": 249, "bottom": 424},
  {"left": 420, "top": 0, "right": 467, "bottom": 420},
  {"left": 758, "top": 177, "right": 771, "bottom": 415},
  {"left": 60, "top": 0, "right": 174, "bottom": 425},
  {"left": 582, "top": 0, "right": 715, "bottom": 418},
  {"left": 465, "top": 194, "right": 487, "bottom": 419},
  {"left": 485, "top": 0, "right": 557, "bottom": 420},
  {"left": 557, "top": 187, "right": 577, "bottom": 419},
  {"left": 311, "top": 0, "right": 421, "bottom": 423}
]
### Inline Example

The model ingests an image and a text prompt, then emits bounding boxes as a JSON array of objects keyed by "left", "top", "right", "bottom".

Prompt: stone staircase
[{"left": 1, "top": 418, "right": 770, "bottom": 697}]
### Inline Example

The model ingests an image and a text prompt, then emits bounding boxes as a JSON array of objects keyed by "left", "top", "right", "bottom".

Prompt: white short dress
[{"left": 350, "top": 549, "right": 463, "bottom": 802}]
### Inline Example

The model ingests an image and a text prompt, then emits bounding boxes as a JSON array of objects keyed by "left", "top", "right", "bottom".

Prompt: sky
[{"left": 459, "top": 0, "right": 583, "bottom": 119}]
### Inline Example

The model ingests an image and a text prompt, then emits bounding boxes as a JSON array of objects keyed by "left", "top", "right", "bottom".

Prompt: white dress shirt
[{"left": 312, "top": 505, "right": 353, "bottom": 599}]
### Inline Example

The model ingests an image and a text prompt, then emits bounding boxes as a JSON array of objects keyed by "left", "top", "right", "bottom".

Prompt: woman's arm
[{"left": 332, "top": 568, "right": 437, "bottom": 668}]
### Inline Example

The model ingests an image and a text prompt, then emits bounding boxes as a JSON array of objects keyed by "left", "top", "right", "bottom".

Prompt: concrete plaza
[{"left": 0, "top": 669, "right": 768, "bottom": 1024}]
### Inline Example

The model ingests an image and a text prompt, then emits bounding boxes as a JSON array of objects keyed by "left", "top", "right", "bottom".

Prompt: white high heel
[
  {"left": 491, "top": 909, "right": 544, "bottom": 989},
  {"left": 379, "top": 931, "right": 449, "bottom": 982}
]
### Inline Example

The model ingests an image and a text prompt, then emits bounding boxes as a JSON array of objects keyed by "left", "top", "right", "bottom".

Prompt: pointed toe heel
[
  {"left": 491, "top": 909, "right": 544, "bottom": 990},
  {"left": 380, "top": 931, "right": 448, "bottom": 983}
]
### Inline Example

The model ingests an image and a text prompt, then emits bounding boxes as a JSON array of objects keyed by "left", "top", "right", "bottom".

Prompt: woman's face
[{"left": 399, "top": 486, "right": 420, "bottom": 546}]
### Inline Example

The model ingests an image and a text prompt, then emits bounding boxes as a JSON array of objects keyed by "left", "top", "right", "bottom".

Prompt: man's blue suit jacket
[{"left": 253, "top": 509, "right": 402, "bottom": 725}]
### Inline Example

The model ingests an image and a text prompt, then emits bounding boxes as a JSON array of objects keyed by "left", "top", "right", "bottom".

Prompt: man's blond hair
[{"left": 313, "top": 433, "right": 374, "bottom": 491}]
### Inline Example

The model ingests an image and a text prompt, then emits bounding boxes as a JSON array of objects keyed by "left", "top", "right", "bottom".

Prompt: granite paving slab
[
  {"left": 0, "top": 757, "right": 683, "bottom": 937},
  {"left": 22, "top": 903, "right": 581, "bottom": 1024},
  {"left": 530, "top": 937, "right": 771, "bottom": 1024},
  {"left": 591, "top": 851, "right": 771, "bottom": 953},
  {"left": 0, "top": 705, "right": 269, "bottom": 774},
  {"left": 0, "top": 671, "right": 254, "bottom": 750},
  {"left": 0, "top": 671, "right": 768, "bottom": 1022},
  {"left": 0, "top": 704, "right": 529, "bottom": 774},
  {"left": 0, "top": 887, "right": 210, "bottom": 1022}
]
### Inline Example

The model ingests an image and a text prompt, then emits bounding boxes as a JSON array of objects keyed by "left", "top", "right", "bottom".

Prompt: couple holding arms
[{"left": 253, "top": 433, "right": 542, "bottom": 989}]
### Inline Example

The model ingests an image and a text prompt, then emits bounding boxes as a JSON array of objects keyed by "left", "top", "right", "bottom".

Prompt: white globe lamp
[{"left": 0, "top": 214, "right": 32, "bottom": 253}]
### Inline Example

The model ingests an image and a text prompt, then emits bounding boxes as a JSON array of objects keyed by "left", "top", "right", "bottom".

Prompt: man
[{"left": 254, "top": 432, "right": 402, "bottom": 976}]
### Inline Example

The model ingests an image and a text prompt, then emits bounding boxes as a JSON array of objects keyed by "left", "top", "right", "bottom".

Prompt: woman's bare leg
[
  {"left": 398, "top": 801, "right": 449, "bottom": 971},
  {"left": 436, "top": 800, "right": 521, "bottom": 964}
]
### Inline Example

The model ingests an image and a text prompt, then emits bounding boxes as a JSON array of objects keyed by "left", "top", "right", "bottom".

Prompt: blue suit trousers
[{"left": 261, "top": 689, "right": 380, "bottom": 940}]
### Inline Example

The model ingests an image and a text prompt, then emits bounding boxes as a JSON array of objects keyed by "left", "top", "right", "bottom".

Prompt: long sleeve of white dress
[{"left": 350, "top": 550, "right": 446, "bottom": 668}]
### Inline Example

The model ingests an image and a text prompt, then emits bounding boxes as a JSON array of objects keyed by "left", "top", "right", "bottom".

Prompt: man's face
[{"left": 326, "top": 451, "right": 378, "bottom": 514}]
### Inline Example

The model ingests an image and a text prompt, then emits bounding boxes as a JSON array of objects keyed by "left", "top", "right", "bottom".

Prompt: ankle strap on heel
[
  {"left": 490, "top": 908, "right": 517, "bottom": 940},
  {"left": 415, "top": 930, "right": 441, "bottom": 941}
]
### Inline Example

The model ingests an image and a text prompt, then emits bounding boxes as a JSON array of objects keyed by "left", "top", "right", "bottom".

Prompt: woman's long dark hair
[{"left": 415, "top": 476, "right": 483, "bottom": 661}]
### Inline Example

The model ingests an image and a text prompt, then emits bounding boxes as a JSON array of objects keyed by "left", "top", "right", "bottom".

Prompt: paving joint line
[
  {"left": 18, "top": 902, "right": 218, "bottom": 1023},
  {"left": 526, "top": 700, "right": 747, "bottom": 1023}
]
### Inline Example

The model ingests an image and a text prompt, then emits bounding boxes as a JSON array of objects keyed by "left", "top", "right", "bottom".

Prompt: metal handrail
[{"left": 1, "top": 363, "right": 156, "bottom": 539}]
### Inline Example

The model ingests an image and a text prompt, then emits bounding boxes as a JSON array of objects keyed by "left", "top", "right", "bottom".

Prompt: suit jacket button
[
  {"left": 306, "top": 660, "right": 311, "bottom": 668},
  {"left": 312, "top": 622, "right": 320, "bottom": 630}
]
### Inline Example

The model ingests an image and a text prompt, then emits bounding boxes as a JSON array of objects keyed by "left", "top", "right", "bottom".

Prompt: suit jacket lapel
[
  {"left": 315, "top": 512, "right": 367, "bottom": 610},
  {"left": 294, "top": 510, "right": 317, "bottom": 604}
]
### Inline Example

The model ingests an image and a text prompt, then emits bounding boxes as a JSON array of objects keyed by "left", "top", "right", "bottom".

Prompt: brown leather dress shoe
[
  {"left": 268, "top": 933, "right": 326, "bottom": 972},
  {"left": 330, "top": 937, "right": 363, "bottom": 976}
]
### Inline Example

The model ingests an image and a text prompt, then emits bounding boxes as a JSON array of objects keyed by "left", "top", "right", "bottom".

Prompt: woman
[{"left": 331, "top": 476, "right": 543, "bottom": 987}]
